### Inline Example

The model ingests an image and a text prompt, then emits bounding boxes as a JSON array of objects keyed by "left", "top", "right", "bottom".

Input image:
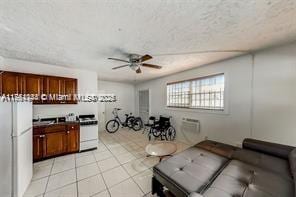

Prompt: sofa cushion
[
  {"left": 289, "top": 148, "right": 296, "bottom": 175},
  {"left": 243, "top": 138, "right": 294, "bottom": 159},
  {"left": 232, "top": 149, "right": 292, "bottom": 180},
  {"left": 203, "top": 160, "right": 294, "bottom": 197},
  {"left": 288, "top": 148, "right": 296, "bottom": 197},
  {"left": 154, "top": 147, "right": 228, "bottom": 195}
]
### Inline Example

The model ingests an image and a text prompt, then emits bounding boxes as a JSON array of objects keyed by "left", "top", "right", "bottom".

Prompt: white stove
[{"left": 79, "top": 115, "right": 98, "bottom": 151}]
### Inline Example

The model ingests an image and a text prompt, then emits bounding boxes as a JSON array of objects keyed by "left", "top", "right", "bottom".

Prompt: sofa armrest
[
  {"left": 195, "top": 140, "right": 238, "bottom": 158},
  {"left": 243, "top": 138, "right": 294, "bottom": 159}
]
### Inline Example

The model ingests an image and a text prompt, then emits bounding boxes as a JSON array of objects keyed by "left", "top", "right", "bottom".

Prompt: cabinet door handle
[
  {"left": 39, "top": 135, "right": 45, "bottom": 138},
  {"left": 67, "top": 131, "right": 70, "bottom": 134}
]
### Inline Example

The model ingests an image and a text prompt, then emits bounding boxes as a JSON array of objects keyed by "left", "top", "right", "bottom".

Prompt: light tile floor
[{"left": 24, "top": 128, "right": 191, "bottom": 197}]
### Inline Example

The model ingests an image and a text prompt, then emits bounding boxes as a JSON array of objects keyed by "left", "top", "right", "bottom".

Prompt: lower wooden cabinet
[
  {"left": 67, "top": 129, "right": 79, "bottom": 153},
  {"left": 33, "top": 134, "right": 44, "bottom": 161},
  {"left": 33, "top": 123, "right": 80, "bottom": 161},
  {"left": 43, "top": 132, "right": 67, "bottom": 158}
]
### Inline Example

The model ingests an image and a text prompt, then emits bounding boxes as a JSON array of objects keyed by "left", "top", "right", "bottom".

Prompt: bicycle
[{"left": 105, "top": 108, "right": 143, "bottom": 133}]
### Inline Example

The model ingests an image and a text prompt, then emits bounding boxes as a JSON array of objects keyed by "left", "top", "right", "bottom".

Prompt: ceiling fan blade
[
  {"left": 108, "top": 57, "right": 129, "bottom": 63},
  {"left": 136, "top": 68, "right": 142, "bottom": 73},
  {"left": 142, "top": 63, "right": 162, "bottom": 69},
  {"left": 140, "top": 54, "right": 152, "bottom": 62},
  {"left": 112, "top": 64, "right": 130, "bottom": 70}
]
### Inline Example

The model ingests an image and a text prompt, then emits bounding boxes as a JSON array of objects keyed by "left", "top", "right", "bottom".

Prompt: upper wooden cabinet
[
  {"left": 23, "top": 74, "right": 44, "bottom": 104},
  {"left": 64, "top": 78, "right": 77, "bottom": 104},
  {"left": 44, "top": 77, "right": 78, "bottom": 104},
  {"left": 0, "top": 71, "right": 77, "bottom": 104},
  {"left": 0, "top": 72, "right": 23, "bottom": 94}
]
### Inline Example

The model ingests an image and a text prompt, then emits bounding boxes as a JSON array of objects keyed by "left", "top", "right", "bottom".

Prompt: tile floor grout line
[
  {"left": 102, "top": 134, "right": 147, "bottom": 196},
  {"left": 93, "top": 147, "right": 112, "bottom": 197},
  {"left": 111, "top": 133, "right": 152, "bottom": 196},
  {"left": 42, "top": 158, "right": 55, "bottom": 196},
  {"left": 101, "top": 139, "right": 142, "bottom": 194},
  {"left": 75, "top": 151, "right": 79, "bottom": 197},
  {"left": 30, "top": 129, "right": 186, "bottom": 197},
  {"left": 130, "top": 173, "right": 146, "bottom": 196}
]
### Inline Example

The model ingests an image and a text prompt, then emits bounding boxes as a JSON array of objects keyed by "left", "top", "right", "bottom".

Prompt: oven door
[{"left": 80, "top": 125, "right": 98, "bottom": 142}]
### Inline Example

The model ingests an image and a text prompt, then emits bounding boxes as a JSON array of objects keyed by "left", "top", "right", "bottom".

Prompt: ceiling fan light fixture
[
  {"left": 130, "top": 63, "right": 139, "bottom": 71},
  {"left": 108, "top": 53, "right": 161, "bottom": 74}
]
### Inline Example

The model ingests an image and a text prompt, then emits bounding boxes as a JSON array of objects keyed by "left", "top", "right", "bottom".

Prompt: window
[{"left": 167, "top": 74, "right": 225, "bottom": 110}]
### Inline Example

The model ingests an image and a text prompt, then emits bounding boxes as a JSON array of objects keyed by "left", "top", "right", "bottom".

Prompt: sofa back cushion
[
  {"left": 289, "top": 148, "right": 296, "bottom": 175},
  {"left": 288, "top": 148, "right": 296, "bottom": 197},
  {"left": 232, "top": 149, "right": 292, "bottom": 180},
  {"left": 243, "top": 138, "right": 294, "bottom": 159}
]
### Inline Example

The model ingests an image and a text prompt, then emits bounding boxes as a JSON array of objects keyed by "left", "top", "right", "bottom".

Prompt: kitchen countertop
[
  {"left": 33, "top": 117, "right": 79, "bottom": 128},
  {"left": 33, "top": 121, "right": 80, "bottom": 127}
]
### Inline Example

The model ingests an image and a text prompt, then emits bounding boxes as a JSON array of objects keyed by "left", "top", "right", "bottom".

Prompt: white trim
[
  {"left": 165, "top": 71, "right": 230, "bottom": 115},
  {"left": 138, "top": 88, "right": 151, "bottom": 119},
  {"left": 165, "top": 106, "right": 229, "bottom": 115}
]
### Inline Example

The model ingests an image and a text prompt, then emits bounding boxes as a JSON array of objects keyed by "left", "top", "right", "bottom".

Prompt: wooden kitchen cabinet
[
  {"left": 43, "top": 132, "right": 67, "bottom": 158},
  {"left": 44, "top": 76, "right": 77, "bottom": 104},
  {"left": 44, "top": 76, "right": 62, "bottom": 95},
  {"left": 0, "top": 71, "right": 23, "bottom": 95},
  {"left": 64, "top": 78, "right": 78, "bottom": 104},
  {"left": 33, "top": 123, "right": 80, "bottom": 162},
  {"left": 0, "top": 70, "right": 78, "bottom": 105},
  {"left": 66, "top": 124, "right": 80, "bottom": 153},
  {"left": 33, "top": 134, "right": 44, "bottom": 161},
  {"left": 43, "top": 76, "right": 63, "bottom": 104},
  {"left": 23, "top": 74, "right": 43, "bottom": 104}
]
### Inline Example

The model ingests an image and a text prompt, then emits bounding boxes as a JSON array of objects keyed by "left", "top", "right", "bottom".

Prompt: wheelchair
[{"left": 148, "top": 116, "right": 176, "bottom": 141}]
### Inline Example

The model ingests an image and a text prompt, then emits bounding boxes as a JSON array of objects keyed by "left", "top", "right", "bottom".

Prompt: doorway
[
  {"left": 139, "top": 89, "right": 150, "bottom": 123},
  {"left": 98, "top": 90, "right": 106, "bottom": 132}
]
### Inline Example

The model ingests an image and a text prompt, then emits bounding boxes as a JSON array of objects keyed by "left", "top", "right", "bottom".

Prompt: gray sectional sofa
[{"left": 152, "top": 138, "right": 295, "bottom": 197}]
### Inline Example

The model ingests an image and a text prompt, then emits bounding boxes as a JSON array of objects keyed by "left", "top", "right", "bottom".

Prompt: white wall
[
  {"left": 98, "top": 80, "right": 135, "bottom": 121},
  {"left": 136, "top": 55, "right": 253, "bottom": 146},
  {"left": 136, "top": 42, "right": 296, "bottom": 146},
  {"left": 252, "top": 43, "right": 296, "bottom": 145},
  {"left": 1, "top": 58, "right": 98, "bottom": 119}
]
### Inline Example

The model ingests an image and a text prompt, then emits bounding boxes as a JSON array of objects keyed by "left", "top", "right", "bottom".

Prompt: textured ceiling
[{"left": 0, "top": 0, "right": 296, "bottom": 83}]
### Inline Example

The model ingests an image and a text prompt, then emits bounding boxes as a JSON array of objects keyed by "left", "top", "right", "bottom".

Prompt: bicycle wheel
[
  {"left": 165, "top": 126, "right": 176, "bottom": 141},
  {"left": 132, "top": 118, "right": 143, "bottom": 131},
  {"left": 106, "top": 120, "right": 120, "bottom": 133},
  {"left": 126, "top": 117, "right": 135, "bottom": 128}
]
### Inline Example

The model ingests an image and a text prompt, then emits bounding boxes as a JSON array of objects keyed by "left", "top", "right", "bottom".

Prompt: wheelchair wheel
[
  {"left": 152, "top": 128, "right": 162, "bottom": 138},
  {"left": 166, "top": 126, "right": 176, "bottom": 141},
  {"left": 106, "top": 120, "right": 119, "bottom": 133}
]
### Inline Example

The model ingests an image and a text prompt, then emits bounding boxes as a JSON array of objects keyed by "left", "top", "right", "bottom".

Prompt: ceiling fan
[{"left": 108, "top": 54, "right": 162, "bottom": 74}]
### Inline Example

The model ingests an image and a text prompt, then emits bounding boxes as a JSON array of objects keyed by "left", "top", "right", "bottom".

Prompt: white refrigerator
[{"left": 0, "top": 102, "right": 33, "bottom": 197}]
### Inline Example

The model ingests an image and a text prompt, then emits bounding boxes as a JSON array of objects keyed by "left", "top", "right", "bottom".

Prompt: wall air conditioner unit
[
  {"left": 181, "top": 118, "right": 200, "bottom": 143},
  {"left": 181, "top": 118, "right": 200, "bottom": 133}
]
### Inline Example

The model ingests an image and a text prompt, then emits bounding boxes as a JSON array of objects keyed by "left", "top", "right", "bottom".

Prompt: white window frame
[{"left": 166, "top": 73, "right": 226, "bottom": 112}]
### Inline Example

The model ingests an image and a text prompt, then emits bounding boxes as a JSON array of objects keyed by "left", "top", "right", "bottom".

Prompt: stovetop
[{"left": 79, "top": 114, "right": 98, "bottom": 126}]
